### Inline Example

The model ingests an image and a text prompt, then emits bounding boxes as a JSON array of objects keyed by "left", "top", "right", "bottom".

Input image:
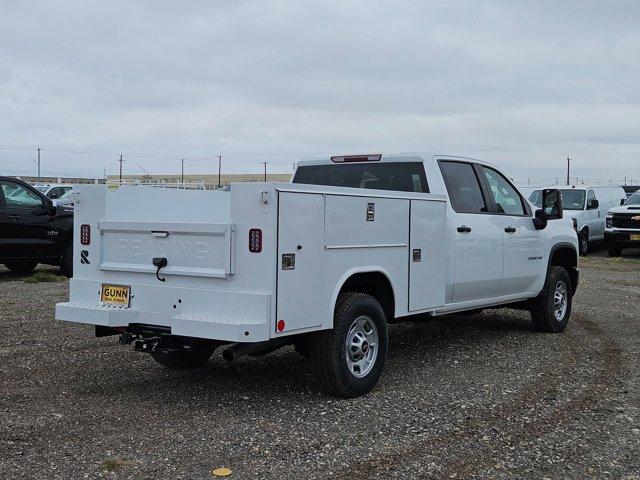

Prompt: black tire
[
  {"left": 4, "top": 260, "right": 38, "bottom": 275},
  {"left": 151, "top": 346, "right": 215, "bottom": 369},
  {"left": 293, "top": 335, "right": 312, "bottom": 359},
  {"left": 310, "top": 292, "right": 388, "bottom": 398},
  {"left": 579, "top": 231, "right": 589, "bottom": 256},
  {"left": 608, "top": 245, "right": 622, "bottom": 257},
  {"left": 61, "top": 242, "right": 73, "bottom": 277},
  {"left": 530, "top": 266, "right": 572, "bottom": 333}
]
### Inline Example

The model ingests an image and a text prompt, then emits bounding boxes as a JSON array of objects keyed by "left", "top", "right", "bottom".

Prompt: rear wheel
[
  {"left": 61, "top": 242, "right": 73, "bottom": 277},
  {"left": 4, "top": 260, "right": 38, "bottom": 275},
  {"left": 530, "top": 266, "right": 572, "bottom": 333},
  {"left": 608, "top": 245, "right": 622, "bottom": 257},
  {"left": 310, "top": 292, "right": 388, "bottom": 398},
  {"left": 151, "top": 345, "right": 216, "bottom": 369}
]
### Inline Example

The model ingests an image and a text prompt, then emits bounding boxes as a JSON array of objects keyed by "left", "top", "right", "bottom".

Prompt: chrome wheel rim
[
  {"left": 345, "top": 315, "right": 378, "bottom": 378},
  {"left": 553, "top": 281, "right": 568, "bottom": 322}
]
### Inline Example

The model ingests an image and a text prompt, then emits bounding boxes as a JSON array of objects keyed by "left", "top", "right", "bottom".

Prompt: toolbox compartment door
[
  {"left": 276, "top": 191, "right": 325, "bottom": 334},
  {"left": 408, "top": 200, "right": 446, "bottom": 311}
]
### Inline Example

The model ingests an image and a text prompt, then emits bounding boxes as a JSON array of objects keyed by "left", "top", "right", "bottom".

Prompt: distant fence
[
  {"left": 12, "top": 175, "right": 105, "bottom": 185},
  {"left": 107, "top": 179, "right": 207, "bottom": 190}
]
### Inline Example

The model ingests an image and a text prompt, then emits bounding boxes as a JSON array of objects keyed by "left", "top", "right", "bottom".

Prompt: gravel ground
[{"left": 1, "top": 250, "right": 639, "bottom": 479}]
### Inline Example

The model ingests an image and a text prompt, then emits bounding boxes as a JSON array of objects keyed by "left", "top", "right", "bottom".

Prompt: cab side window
[
  {"left": 480, "top": 167, "right": 526, "bottom": 216},
  {"left": 586, "top": 190, "right": 596, "bottom": 209},
  {"left": 0, "top": 181, "right": 43, "bottom": 209},
  {"left": 439, "top": 161, "right": 487, "bottom": 214}
]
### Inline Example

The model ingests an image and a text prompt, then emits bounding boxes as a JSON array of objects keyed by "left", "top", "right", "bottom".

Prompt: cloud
[{"left": 1, "top": 0, "right": 639, "bottom": 182}]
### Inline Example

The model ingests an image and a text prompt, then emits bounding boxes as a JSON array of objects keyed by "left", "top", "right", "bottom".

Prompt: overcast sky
[{"left": 1, "top": 0, "right": 639, "bottom": 183}]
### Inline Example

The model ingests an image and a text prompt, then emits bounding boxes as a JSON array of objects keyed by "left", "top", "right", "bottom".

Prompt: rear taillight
[
  {"left": 80, "top": 224, "right": 91, "bottom": 245},
  {"left": 249, "top": 228, "right": 262, "bottom": 253}
]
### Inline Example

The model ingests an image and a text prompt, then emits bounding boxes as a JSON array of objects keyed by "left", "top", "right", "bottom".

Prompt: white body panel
[{"left": 56, "top": 154, "right": 578, "bottom": 343}]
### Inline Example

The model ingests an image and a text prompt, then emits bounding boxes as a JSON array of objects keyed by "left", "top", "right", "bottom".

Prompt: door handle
[
  {"left": 8, "top": 215, "right": 22, "bottom": 220},
  {"left": 504, "top": 226, "right": 517, "bottom": 233},
  {"left": 457, "top": 225, "right": 472, "bottom": 233}
]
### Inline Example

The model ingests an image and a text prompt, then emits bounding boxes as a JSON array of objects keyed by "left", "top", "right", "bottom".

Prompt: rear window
[{"left": 292, "top": 162, "right": 429, "bottom": 193}]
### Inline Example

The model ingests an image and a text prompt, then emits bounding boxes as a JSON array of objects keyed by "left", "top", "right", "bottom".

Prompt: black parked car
[{"left": 0, "top": 176, "right": 74, "bottom": 276}]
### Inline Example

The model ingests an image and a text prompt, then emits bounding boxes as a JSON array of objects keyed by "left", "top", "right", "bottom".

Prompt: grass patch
[
  {"left": 101, "top": 458, "right": 129, "bottom": 472},
  {"left": 608, "top": 280, "right": 640, "bottom": 287},
  {"left": 580, "top": 254, "right": 640, "bottom": 271},
  {"left": 23, "top": 271, "right": 66, "bottom": 283}
]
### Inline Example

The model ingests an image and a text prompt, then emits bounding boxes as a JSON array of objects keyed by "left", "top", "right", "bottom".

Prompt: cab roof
[{"left": 296, "top": 152, "right": 500, "bottom": 169}]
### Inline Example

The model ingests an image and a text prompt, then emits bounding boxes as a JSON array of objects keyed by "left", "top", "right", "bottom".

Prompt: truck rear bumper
[{"left": 55, "top": 279, "right": 272, "bottom": 343}]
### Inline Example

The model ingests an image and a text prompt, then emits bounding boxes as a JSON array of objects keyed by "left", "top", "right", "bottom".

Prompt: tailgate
[{"left": 99, "top": 221, "right": 235, "bottom": 278}]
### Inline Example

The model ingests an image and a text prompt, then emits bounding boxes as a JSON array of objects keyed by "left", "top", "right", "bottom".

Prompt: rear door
[{"left": 439, "top": 161, "right": 504, "bottom": 303}]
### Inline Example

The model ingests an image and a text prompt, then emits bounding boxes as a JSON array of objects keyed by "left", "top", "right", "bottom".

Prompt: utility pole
[
  {"left": 118, "top": 154, "right": 124, "bottom": 182},
  {"left": 218, "top": 155, "right": 222, "bottom": 188},
  {"left": 181, "top": 158, "right": 185, "bottom": 183},
  {"left": 263, "top": 162, "right": 267, "bottom": 182},
  {"left": 566, "top": 157, "right": 570, "bottom": 186},
  {"left": 37, "top": 147, "right": 41, "bottom": 179}
]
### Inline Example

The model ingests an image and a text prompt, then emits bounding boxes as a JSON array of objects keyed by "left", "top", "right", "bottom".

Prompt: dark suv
[{"left": 0, "top": 176, "right": 74, "bottom": 275}]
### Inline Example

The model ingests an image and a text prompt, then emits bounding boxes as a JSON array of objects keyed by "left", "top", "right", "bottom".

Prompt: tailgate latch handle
[{"left": 152, "top": 257, "right": 168, "bottom": 282}]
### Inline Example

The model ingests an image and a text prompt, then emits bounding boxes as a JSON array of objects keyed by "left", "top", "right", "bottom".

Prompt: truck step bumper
[{"left": 55, "top": 280, "right": 271, "bottom": 343}]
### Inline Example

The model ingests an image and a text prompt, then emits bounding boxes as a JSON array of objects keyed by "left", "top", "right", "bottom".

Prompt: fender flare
[
  {"left": 546, "top": 242, "right": 579, "bottom": 294},
  {"left": 329, "top": 266, "right": 397, "bottom": 325}
]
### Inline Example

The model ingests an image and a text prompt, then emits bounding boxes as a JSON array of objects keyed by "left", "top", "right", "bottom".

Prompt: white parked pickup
[{"left": 56, "top": 153, "right": 579, "bottom": 397}]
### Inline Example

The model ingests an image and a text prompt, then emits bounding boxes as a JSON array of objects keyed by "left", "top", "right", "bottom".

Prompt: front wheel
[
  {"left": 608, "top": 245, "right": 622, "bottom": 257},
  {"left": 530, "top": 266, "right": 572, "bottom": 333},
  {"left": 310, "top": 292, "right": 388, "bottom": 398},
  {"left": 4, "top": 260, "right": 38, "bottom": 275},
  {"left": 579, "top": 231, "right": 589, "bottom": 256}
]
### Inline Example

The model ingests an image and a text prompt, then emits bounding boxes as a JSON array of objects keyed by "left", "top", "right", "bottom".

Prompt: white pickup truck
[{"left": 56, "top": 154, "right": 579, "bottom": 398}]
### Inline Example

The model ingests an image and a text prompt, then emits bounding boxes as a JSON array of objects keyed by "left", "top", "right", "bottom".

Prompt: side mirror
[
  {"left": 43, "top": 199, "right": 56, "bottom": 216},
  {"left": 587, "top": 199, "right": 599, "bottom": 210},
  {"left": 542, "top": 188, "right": 563, "bottom": 219},
  {"left": 532, "top": 188, "right": 563, "bottom": 230},
  {"left": 620, "top": 199, "right": 626, "bottom": 206}
]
